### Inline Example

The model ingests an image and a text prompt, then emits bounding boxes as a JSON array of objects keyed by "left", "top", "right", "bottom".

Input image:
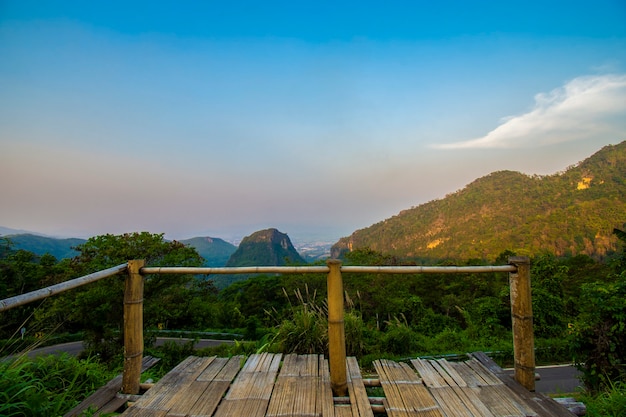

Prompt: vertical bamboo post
[
  {"left": 122, "top": 259, "right": 145, "bottom": 394},
  {"left": 508, "top": 256, "right": 535, "bottom": 391},
  {"left": 327, "top": 259, "right": 348, "bottom": 396}
]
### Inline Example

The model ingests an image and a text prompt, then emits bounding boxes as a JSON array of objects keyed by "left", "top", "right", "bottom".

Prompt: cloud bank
[{"left": 435, "top": 74, "right": 626, "bottom": 149}]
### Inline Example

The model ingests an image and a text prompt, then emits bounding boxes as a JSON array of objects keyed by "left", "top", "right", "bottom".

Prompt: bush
[
  {"left": 380, "top": 320, "right": 422, "bottom": 355},
  {"left": 569, "top": 273, "right": 626, "bottom": 392}
]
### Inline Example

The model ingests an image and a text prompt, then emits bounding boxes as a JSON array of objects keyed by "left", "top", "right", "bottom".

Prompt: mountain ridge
[
  {"left": 332, "top": 141, "right": 626, "bottom": 261},
  {"left": 179, "top": 236, "right": 237, "bottom": 267}
]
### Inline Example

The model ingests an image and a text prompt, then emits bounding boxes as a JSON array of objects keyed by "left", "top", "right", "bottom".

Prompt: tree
[
  {"left": 530, "top": 254, "right": 567, "bottom": 337},
  {"left": 569, "top": 228, "right": 626, "bottom": 392},
  {"left": 39, "top": 232, "right": 203, "bottom": 360},
  {"left": 0, "top": 247, "right": 69, "bottom": 342}
]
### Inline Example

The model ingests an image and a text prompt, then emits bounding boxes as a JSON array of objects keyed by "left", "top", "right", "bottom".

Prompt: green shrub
[{"left": 380, "top": 320, "right": 422, "bottom": 355}]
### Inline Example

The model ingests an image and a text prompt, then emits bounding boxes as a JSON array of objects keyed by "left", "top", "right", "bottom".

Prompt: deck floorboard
[{"left": 92, "top": 353, "right": 576, "bottom": 417}]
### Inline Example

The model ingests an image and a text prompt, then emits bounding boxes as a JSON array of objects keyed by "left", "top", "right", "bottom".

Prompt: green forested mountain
[
  {"left": 332, "top": 141, "right": 626, "bottom": 261},
  {"left": 180, "top": 236, "right": 237, "bottom": 266},
  {"left": 226, "top": 228, "right": 305, "bottom": 266},
  {"left": 2, "top": 234, "right": 86, "bottom": 259}
]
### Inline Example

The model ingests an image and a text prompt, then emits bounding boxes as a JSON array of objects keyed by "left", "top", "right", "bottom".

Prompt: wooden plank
[
  {"left": 411, "top": 358, "right": 447, "bottom": 388},
  {"left": 460, "top": 357, "right": 532, "bottom": 416},
  {"left": 121, "top": 356, "right": 207, "bottom": 415},
  {"left": 335, "top": 405, "right": 354, "bottom": 417},
  {"left": 163, "top": 356, "right": 242, "bottom": 417},
  {"left": 213, "top": 353, "right": 282, "bottom": 417},
  {"left": 267, "top": 354, "right": 331, "bottom": 417},
  {"left": 65, "top": 356, "right": 160, "bottom": 417},
  {"left": 161, "top": 356, "right": 217, "bottom": 415},
  {"left": 468, "top": 352, "right": 576, "bottom": 417},
  {"left": 266, "top": 354, "right": 304, "bottom": 416},
  {"left": 411, "top": 359, "right": 473, "bottom": 417},
  {"left": 374, "top": 359, "right": 443, "bottom": 417},
  {"left": 141, "top": 356, "right": 214, "bottom": 411},
  {"left": 187, "top": 356, "right": 243, "bottom": 417},
  {"left": 433, "top": 359, "right": 497, "bottom": 417},
  {"left": 121, "top": 408, "right": 168, "bottom": 417},
  {"left": 319, "top": 355, "right": 336, "bottom": 417},
  {"left": 346, "top": 356, "right": 374, "bottom": 417},
  {"left": 441, "top": 362, "right": 498, "bottom": 417}
]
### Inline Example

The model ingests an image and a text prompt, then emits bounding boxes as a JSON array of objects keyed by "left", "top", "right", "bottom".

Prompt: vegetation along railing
[{"left": 0, "top": 256, "right": 534, "bottom": 397}]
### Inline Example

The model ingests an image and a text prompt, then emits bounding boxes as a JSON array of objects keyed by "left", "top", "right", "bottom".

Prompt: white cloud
[{"left": 434, "top": 74, "right": 626, "bottom": 149}]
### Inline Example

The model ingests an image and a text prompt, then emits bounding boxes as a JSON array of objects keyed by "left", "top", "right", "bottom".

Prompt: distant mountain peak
[{"left": 226, "top": 228, "right": 305, "bottom": 267}]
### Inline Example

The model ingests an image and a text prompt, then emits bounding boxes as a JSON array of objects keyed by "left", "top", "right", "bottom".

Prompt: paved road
[
  {"left": 505, "top": 364, "right": 583, "bottom": 394},
  {"left": 16, "top": 337, "right": 235, "bottom": 358}
]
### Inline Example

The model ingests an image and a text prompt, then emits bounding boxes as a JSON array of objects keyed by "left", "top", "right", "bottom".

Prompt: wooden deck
[{"left": 90, "top": 352, "right": 575, "bottom": 417}]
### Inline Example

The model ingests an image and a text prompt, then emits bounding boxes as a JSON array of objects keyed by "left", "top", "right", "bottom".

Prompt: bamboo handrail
[
  {"left": 0, "top": 263, "right": 128, "bottom": 312},
  {"left": 140, "top": 266, "right": 330, "bottom": 274},
  {"left": 140, "top": 264, "right": 516, "bottom": 275}
]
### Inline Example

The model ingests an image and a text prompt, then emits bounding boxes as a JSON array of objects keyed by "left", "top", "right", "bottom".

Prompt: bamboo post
[
  {"left": 508, "top": 256, "right": 535, "bottom": 391},
  {"left": 327, "top": 259, "right": 348, "bottom": 396},
  {"left": 122, "top": 259, "right": 145, "bottom": 394}
]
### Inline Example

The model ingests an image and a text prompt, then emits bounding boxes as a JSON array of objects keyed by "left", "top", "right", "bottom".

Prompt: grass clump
[
  {"left": 0, "top": 353, "right": 113, "bottom": 417},
  {"left": 580, "top": 381, "right": 626, "bottom": 417}
]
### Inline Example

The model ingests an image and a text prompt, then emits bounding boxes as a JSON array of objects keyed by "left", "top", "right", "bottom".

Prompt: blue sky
[{"left": 1, "top": 1, "right": 625, "bottom": 242}]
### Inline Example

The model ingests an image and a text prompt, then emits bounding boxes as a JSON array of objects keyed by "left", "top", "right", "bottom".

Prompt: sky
[{"left": 1, "top": 1, "right": 625, "bottom": 243}]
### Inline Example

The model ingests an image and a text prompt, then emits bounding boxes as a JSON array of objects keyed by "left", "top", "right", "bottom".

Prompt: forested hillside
[
  {"left": 332, "top": 141, "right": 626, "bottom": 261},
  {"left": 179, "top": 236, "right": 236, "bottom": 266},
  {"left": 3, "top": 234, "right": 85, "bottom": 259}
]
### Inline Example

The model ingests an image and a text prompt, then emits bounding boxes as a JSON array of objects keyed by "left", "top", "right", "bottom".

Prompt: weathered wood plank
[
  {"left": 187, "top": 356, "right": 243, "bottom": 417},
  {"left": 319, "top": 354, "right": 336, "bottom": 417},
  {"left": 160, "top": 356, "right": 217, "bottom": 414},
  {"left": 161, "top": 356, "right": 243, "bottom": 417},
  {"left": 139, "top": 356, "right": 213, "bottom": 411},
  {"left": 335, "top": 405, "right": 354, "bottom": 417},
  {"left": 468, "top": 352, "right": 576, "bottom": 417},
  {"left": 213, "top": 353, "right": 282, "bottom": 417},
  {"left": 266, "top": 354, "right": 309, "bottom": 416},
  {"left": 440, "top": 358, "right": 529, "bottom": 417},
  {"left": 411, "top": 359, "right": 474, "bottom": 417},
  {"left": 374, "top": 359, "right": 443, "bottom": 417},
  {"left": 346, "top": 356, "right": 374, "bottom": 417}
]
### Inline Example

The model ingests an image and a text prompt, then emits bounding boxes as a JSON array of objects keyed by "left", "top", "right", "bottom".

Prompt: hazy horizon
[{"left": 2, "top": 2, "right": 625, "bottom": 243}]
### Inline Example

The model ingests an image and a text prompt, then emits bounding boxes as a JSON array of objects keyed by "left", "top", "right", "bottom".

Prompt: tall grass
[
  {"left": 580, "top": 381, "right": 626, "bottom": 417},
  {"left": 0, "top": 354, "right": 113, "bottom": 417}
]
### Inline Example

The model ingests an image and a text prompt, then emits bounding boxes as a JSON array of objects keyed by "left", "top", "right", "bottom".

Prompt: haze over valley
[{"left": 1, "top": 2, "right": 625, "bottom": 243}]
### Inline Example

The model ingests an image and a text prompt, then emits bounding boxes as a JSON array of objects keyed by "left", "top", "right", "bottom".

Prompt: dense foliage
[
  {"left": 1, "top": 225, "right": 625, "bottom": 412},
  {"left": 333, "top": 141, "right": 626, "bottom": 261}
]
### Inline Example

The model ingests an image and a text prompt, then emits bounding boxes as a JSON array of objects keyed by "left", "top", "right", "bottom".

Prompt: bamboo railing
[{"left": 0, "top": 257, "right": 534, "bottom": 395}]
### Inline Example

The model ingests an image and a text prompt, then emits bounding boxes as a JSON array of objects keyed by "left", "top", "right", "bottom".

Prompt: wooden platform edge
[
  {"left": 64, "top": 355, "right": 161, "bottom": 417},
  {"left": 468, "top": 352, "right": 577, "bottom": 417}
]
